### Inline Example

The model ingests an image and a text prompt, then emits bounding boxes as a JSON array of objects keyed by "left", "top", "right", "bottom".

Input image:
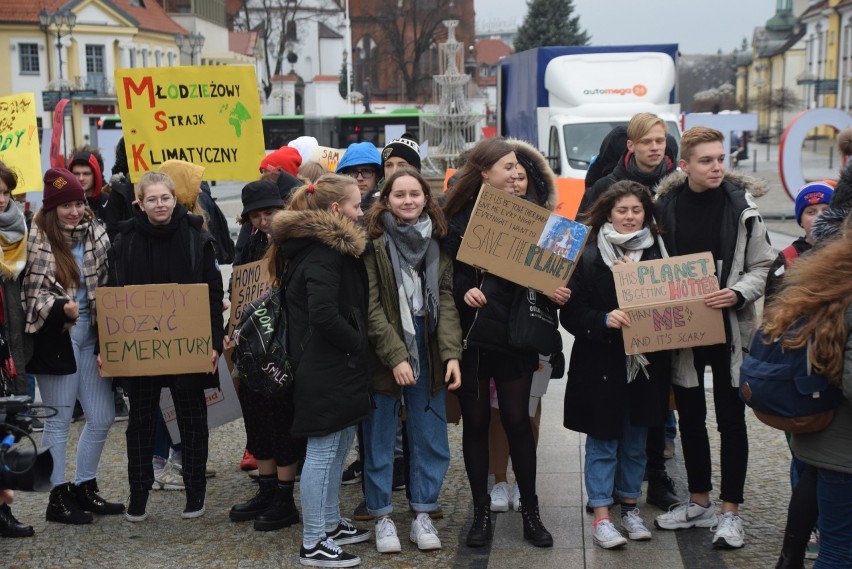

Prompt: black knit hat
[
  {"left": 382, "top": 133, "right": 421, "bottom": 171},
  {"left": 241, "top": 180, "right": 284, "bottom": 217}
]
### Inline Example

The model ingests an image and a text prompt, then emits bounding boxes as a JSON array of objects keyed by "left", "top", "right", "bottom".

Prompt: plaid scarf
[{"left": 22, "top": 216, "right": 110, "bottom": 333}]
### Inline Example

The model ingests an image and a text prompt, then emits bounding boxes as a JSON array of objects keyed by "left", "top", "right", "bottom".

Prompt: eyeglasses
[
  {"left": 143, "top": 195, "right": 175, "bottom": 206},
  {"left": 345, "top": 168, "right": 376, "bottom": 179}
]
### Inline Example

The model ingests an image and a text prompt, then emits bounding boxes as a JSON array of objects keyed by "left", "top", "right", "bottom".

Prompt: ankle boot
[
  {"left": 0, "top": 503, "right": 34, "bottom": 537},
  {"left": 254, "top": 481, "right": 299, "bottom": 531},
  {"left": 466, "top": 497, "right": 493, "bottom": 547},
  {"left": 646, "top": 470, "right": 679, "bottom": 510},
  {"left": 230, "top": 475, "right": 277, "bottom": 522},
  {"left": 521, "top": 495, "right": 553, "bottom": 547},
  {"left": 46, "top": 483, "right": 93, "bottom": 525},
  {"left": 73, "top": 478, "right": 125, "bottom": 515}
]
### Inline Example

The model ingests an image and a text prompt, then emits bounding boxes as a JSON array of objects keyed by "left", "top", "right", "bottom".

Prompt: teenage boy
[
  {"left": 652, "top": 126, "right": 774, "bottom": 549},
  {"left": 336, "top": 142, "right": 382, "bottom": 211}
]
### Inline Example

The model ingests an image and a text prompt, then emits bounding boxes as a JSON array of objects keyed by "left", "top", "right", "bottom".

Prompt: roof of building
[
  {"left": 229, "top": 30, "right": 257, "bottom": 57},
  {"left": 476, "top": 38, "right": 512, "bottom": 66},
  {"left": 0, "top": 0, "right": 186, "bottom": 35}
]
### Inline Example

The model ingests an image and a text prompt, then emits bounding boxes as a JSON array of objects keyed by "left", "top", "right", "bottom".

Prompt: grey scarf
[
  {"left": 0, "top": 202, "right": 26, "bottom": 244},
  {"left": 382, "top": 211, "right": 440, "bottom": 381}
]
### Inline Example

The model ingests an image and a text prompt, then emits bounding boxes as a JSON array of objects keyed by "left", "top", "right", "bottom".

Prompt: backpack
[{"left": 739, "top": 322, "right": 843, "bottom": 433}]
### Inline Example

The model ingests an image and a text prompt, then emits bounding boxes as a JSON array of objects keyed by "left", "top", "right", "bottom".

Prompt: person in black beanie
[
  {"left": 103, "top": 138, "right": 138, "bottom": 239},
  {"left": 381, "top": 134, "right": 421, "bottom": 181}
]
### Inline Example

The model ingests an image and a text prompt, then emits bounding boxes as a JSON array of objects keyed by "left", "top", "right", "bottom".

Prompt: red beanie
[
  {"left": 259, "top": 146, "right": 302, "bottom": 176},
  {"left": 43, "top": 168, "right": 86, "bottom": 211}
]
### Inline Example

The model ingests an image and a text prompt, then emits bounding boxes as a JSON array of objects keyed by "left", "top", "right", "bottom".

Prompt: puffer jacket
[
  {"left": 364, "top": 234, "right": 462, "bottom": 398},
  {"left": 270, "top": 208, "right": 371, "bottom": 438},
  {"left": 654, "top": 171, "right": 775, "bottom": 388}
]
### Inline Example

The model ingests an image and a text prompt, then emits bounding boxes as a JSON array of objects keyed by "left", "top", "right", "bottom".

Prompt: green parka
[{"left": 364, "top": 234, "right": 463, "bottom": 398}]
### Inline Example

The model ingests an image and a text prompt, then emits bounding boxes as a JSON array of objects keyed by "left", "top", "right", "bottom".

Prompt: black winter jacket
[
  {"left": 560, "top": 243, "right": 671, "bottom": 440},
  {"left": 270, "top": 209, "right": 371, "bottom": 438}
]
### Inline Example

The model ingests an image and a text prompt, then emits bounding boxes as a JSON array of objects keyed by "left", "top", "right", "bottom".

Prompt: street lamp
[
  {"left": 38, "top": 7, "right": 77, "bottom": 84},
  {"left": 174, "top": 32, "right": 205, "bottom": 65}
]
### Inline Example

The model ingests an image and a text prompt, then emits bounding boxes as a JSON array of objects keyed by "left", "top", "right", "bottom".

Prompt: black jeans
[{"left": 672, "top": 344, "right": 748, "bottom": 504}]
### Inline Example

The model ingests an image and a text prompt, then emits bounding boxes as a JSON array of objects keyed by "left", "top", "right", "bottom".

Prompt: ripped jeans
[{"left": 364, "top": 316, "right": 449, "bottom": 516}]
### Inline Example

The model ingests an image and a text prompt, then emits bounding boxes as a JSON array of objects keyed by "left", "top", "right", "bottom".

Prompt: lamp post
[
  {"left": 175, "top": 32, "right": 205, "bottom": 65},
  {"left": 38, "top": 7, "right": 77, "bottom": 84}
]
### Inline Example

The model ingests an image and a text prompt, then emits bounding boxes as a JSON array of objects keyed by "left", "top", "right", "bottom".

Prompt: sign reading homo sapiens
[
  {"left": 0, "top": 93, "right": 41, "bottom": 194},
  {"left": 228, "top": 259, "right": 273, "bottom": 332},
  {"left": 114, "top": 65, "right": 265, "bottom": 182},
  {"left": 457, "top": 184, "right": 589, "bottom": 294},
  {"left": 97, "top": 284, "right": 213, "bottom": 376},
  {"left": 610, "top": 252, "right": 725, "bottom": 354}
]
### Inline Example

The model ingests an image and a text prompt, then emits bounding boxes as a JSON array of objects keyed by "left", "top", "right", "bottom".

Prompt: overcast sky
[{"left": 475, "top": 0, "right": 777, "bottom": 54}]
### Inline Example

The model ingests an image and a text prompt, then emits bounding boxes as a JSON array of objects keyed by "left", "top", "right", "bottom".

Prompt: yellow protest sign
[
  {"left": 114, "top": 66, "right": 265, "bottom": 182},
  {"left": 0, "top": 93, "right": 41, "bottom": 194}
]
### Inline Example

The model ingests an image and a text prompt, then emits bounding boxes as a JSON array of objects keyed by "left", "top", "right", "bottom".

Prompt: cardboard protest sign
[
  {"left": 160, "top": 355, "right": 242, "bottom": 443},
  {"left": 228, "top": 259, "right": 273, "bottom": 332},
  {"left": 0, "top": 93, "right": 42, "bottom": 194},
  {"left": 611, "top": 252, "right": 726, "bottom": 355},
  {"left": 456, "top": 184, "right": 590, "bottom": 294},
  {"left": 114, "top": 65, "right": 265, "bottom": 182},
  {"left": 97, "top": 284, "right": 214, "bottom": 376},
  {"left": 310, "top": 145, "right": 343, "bottom": 172}
]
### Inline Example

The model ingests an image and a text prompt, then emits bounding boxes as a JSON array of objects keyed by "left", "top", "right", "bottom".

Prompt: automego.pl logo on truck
[{"left": 583, "top": 84, "right": 648, "bottom": 97}]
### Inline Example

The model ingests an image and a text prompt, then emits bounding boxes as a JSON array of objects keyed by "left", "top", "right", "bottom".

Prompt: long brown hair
[
  {"left": 33, "top": 206, "right": 94, "bottom": 290},
  {"left": 582, "top": 180, "right": 659, "bottom": 239},
  {"left": 365, "top": 166, "right": 447, "bottom": 240},
  {"left": 442, "top": 137, "right": 515, "bottom": 219},
  {"left": 762, "top": 219, "right": 852, "bottom": 383}
]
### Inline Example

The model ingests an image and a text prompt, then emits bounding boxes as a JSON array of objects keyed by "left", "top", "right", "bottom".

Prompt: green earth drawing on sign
[{"left": 228, "top": 102, "right": 252, "bottom": 137}]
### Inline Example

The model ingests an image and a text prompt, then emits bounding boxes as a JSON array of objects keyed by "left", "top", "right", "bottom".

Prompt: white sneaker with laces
[
  {"left": 410, "top": 513, "right": 441, "bottom": 550},
  {"left": 490, "top": 482, "right": 509, "bottom": 512},
  {"left": 621, "top": 509, "right": 652, "bottom": 540},
  {"left": 712, "top": 511, "right": 745, "bottom": 549},
  {"left": 511, "top": 483, "right": 521, "bottom": 512},
  {"left": 593, "top": 518, "right": 627, "bottom": 549},
  {"left": 654, "top": 501, "right": 716, "bottom": 530},
  {"left": 374, "top": 517, "right": 401, "bottom": 553},
  {"left": 154, "top": 462, "right": 185, "bottom": 491}
]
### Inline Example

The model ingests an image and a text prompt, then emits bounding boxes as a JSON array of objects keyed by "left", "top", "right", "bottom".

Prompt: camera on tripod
[{"left": 0, "top": 395, "right": 53, "bottom": 492}]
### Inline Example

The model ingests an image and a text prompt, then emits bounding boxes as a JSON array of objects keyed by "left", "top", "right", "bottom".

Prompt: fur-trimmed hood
[
  {"left": 270, "top": 209, "right": 367, "bottom": 258},
  {"left": 654, "top": 170, "right": 769, "bottom": 201},
  {"left": 507, "top": 138, "right": 558, "bottom": 211}
]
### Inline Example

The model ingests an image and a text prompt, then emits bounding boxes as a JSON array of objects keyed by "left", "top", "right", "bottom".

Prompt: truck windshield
[{"left": 563, "top": 121, "right": 681, "bottom": 171}]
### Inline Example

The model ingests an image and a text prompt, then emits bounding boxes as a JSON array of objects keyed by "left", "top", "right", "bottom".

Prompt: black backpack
[{"left": 739, "top": 322, "right": 843, "bottom": 433}]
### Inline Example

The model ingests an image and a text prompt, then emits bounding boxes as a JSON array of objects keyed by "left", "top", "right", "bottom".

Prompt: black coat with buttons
[{"left": 560, "top": 241, "right": 671, "bottom": 440}]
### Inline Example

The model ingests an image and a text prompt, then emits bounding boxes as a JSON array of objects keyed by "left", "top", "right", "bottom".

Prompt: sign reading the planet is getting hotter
[{"left": 115, "top": 66, "right": 265, "bottom": 182}]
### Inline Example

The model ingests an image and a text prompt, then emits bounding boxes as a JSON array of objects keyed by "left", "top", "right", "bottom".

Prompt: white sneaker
[
  {"left": 510, "top": 483, "right": 521, "bottom": 512},
  {"left": 154, "top": 462, "right": 185, "bottom": 491},
  {"left": 621, "top": 509, "right": 652, "bottom": 540},
  {"left": 654, "top": 501, "right": 716, "bottom": 530},
  {"left": 410, "top": 513, "right": 442, "bottom": 550},
  {"left": 375, "top": 517, "right": 401, "bottom": 554},
  {"left": 151, "top": 455, "right": 167, "bottom": 490},
  {"left": 593, "top": 518, "right": 627, "bottom": 549},
  {"left": 490, "top": 482, "right": 510, "bottom": 512},
  {"left": 712, "top": 511, "right": 745, "bottom": 549}
]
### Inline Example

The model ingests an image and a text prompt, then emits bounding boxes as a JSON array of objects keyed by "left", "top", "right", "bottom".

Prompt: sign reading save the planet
[
  {"left": 96, "top": 284, "right": 213, "bottom": 376},
  {"left": 610, "top": 252, "right": 726, "bottom": 355},
  {"left": 114, "top": 65, "right": 265, "bottom": 182},
  {"left": 456, "top": 184, "right": 589, "bottom": 294}
]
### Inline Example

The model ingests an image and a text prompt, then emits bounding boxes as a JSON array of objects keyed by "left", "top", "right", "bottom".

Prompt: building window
[
  {"left": 86, "top": 45, "right": 105, "bottom": 74},
  {"left": 19, "top": 43, "right": 40, "bottom": 74},
  {"left": 168, "top": 51, "right": 175, "bottom": 66},
  {"left": 142, "top": 49, "right": 149, "bottom": 67},
  {"left": 155, "top": 50, "right": 162, "bottom": 67}
]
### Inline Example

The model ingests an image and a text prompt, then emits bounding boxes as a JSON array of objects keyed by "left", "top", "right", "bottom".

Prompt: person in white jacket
[{"left": 651, "top": 127, "right": 775, "bottom": 550}]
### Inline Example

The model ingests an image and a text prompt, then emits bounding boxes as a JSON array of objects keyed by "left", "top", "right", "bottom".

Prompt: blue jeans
[
  {"left": 815, "top": 467, "right": 852, "bottom": 568},
  {"left": 585, "top": 414, "right": 648, "bottom": 507},
  {"left": 300, "top": 426, "right": 356, "bottom": 547},
  {"left": 364, "top": 316, "right": 449, "bottom": 516}
]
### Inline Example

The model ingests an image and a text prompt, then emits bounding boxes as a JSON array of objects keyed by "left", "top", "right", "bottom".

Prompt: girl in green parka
[{"left": 361, "top": 166, "right": 462, "bottom": 554}]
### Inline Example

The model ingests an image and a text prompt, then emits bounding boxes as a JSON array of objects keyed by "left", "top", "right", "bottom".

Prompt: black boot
[
  {"left": 775, "top": 552, "right": 805, "bottom": 569},
  {"left": 0, "top": 504, "right": 34, "bottom": 537},
  {"left": 466, "top": 498, "right": 493, "bottom": 547},
  {"left": 46, "top": 483, "right": 93, "bottom": 525},
  {"left": 521, "top": 495, "right": 553, "bottom": 547},
  {"left": 230, "top": 475, "right": 277, "bottom": 522},
  {"left": 646, "top": 471, "right": 679, "bottom": 510},
  {"left": 254, "top": 481, "right": 299, "bottom": 531},
  {"left": 182, "top": 488, "right": 206, "bottom": 519},
  {"left": 125, "top": 490, "right": 149, "bottom": 522},
  {"left": 73, "top": 478, "right": 125, "bottom": 515}
]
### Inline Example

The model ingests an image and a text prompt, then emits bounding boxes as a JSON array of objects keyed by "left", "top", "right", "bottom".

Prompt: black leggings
[{"left": 459, "top": 371, "right": 536, "bottom": 505}]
